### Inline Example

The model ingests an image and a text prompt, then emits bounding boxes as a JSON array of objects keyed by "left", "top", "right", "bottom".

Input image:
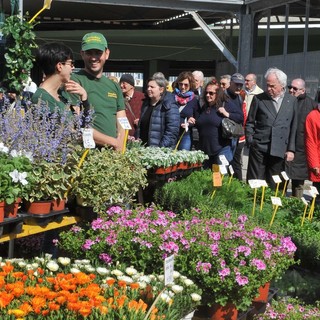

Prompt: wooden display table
[{"left": 0, "top": 214, "right": 80, "bottom": 258}]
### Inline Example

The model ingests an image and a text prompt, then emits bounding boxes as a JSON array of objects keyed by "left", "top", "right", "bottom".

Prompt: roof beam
[
  {"left": 53, "top": 0, "right": 243, "bottom": 12},
  {"left": 188, "top": 11, "right": 238, "bottom": 68}
]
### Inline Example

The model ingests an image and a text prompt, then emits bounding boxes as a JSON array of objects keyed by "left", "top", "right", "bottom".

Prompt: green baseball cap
[{"left": 81, "top": 32, "right": 108, "bottom": 51}]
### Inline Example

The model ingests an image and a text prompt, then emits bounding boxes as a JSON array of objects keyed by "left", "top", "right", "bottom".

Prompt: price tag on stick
[
  {"left": 270, "top": 196, "right": 282, "bottom": 227},
  {"left": 164, "top": 255, "right": 174, "bottom": 286}
]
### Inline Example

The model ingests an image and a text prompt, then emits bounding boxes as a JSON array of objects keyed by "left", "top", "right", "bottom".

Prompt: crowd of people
[{"left": 1, "top": 31, "right": 319, "bottom": 199}]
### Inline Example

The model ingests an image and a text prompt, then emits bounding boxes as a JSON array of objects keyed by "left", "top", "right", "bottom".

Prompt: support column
[{"left": 238, "top": 10, "right": 254, "bottom": 76}]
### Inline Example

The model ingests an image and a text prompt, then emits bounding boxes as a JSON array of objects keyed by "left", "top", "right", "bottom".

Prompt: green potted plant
[
  {"left": 24, "top": 159, "right": 78, "bottom": 214},
  {"left": 0, "top": 144, "right": 33, "bottom": 219},
  {"left": 71, "top": 147, "right": 148, "bottom": 215}
]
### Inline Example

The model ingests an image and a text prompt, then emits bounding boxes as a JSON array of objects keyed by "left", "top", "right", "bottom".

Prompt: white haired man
[{"left": 246, "top": 68, "right": 298, "bottom": 189}]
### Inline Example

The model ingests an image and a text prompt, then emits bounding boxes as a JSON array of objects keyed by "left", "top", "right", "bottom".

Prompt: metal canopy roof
[{"left": 3, "top": 0, "right": 245, "bottom": 31}]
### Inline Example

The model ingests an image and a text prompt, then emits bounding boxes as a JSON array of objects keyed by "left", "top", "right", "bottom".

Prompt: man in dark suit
[{"left": 246, "top": 67, "right": 298, "bottom": 189}]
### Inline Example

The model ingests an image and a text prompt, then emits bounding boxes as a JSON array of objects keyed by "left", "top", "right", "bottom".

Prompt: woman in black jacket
[{"left": 196, "top": 80, "right": 243, "bottom": 169}]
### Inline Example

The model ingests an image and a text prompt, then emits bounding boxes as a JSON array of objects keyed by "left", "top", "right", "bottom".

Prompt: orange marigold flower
[
  {"left": 48, "top": 302, "right": 60, "bottom": 311},
  {"left": 106, "top": 278, "right": 116, "bottom": 286},
  {"left": 0, "top": 293, "right": 14, "bottom": 308},
  {"left": 20, "top": 302, "right": 33, "bottom": 314},
  {"left": 67, "top": 302, "right": 81, "bottom": 311},
  {"left": 98, "top": 305, "right": 109, "bottom": 314},
  {"left": 37, "top": 278, "right": 43, "bottom": 284},
  {"left": 2, "top": 262, "right": 14, "bottom": 273},
  {"left": 31, "top": 297, "right": 46, "bottom": 310},
  {"left": 42, "top": 309, "right": 50, "bottom": 316},
  {"left": 75, "top": 272, "right": 92, "bottom": 285},
  {"left": 12, "top": 272, "right": 24, "bottom": 279},
  {"left": 79, "top": 306, "right": 92, "bottom": 317},
  {"left": 118, "top": 280, "right": 127, "bottom": 288},
  {"left": 116, "top": 295, "right": 127, "bottom": 308},
  {"left": 130, "top": 282, "right": 140, "bottom": 290}
]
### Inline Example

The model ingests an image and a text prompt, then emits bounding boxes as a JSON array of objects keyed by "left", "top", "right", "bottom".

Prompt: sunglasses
[
  {"left": 287, "top": 85, "right": 301, "bottom": 91},
  {"left": 206, "top": 91, "right": 216, "bottom": 96}
]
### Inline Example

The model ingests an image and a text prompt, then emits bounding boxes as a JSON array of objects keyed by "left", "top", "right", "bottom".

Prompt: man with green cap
[{"left": 71, "top": 32, "right": 126, "bottom": 151}]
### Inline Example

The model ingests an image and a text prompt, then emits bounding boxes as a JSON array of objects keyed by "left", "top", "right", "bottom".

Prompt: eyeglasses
[
  {"left": 206, "top": 91, "right": 216, "bottom": 96},
  {"left": 288, "top": 85, "right": 302, "bottom": 91},
  {"left": 178, "top": 82, "right": 189, "bottom": 87},
  {"left": 61, "top": 60, "right": 75, "bottom": 68},
  {"left": 220, "top": 82, "right": 228, "bottom": 86}
]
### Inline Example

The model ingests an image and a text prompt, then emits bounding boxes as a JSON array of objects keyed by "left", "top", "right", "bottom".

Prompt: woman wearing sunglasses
[{"left": 195, "top": 80, "right": 243, "bottom": 169}]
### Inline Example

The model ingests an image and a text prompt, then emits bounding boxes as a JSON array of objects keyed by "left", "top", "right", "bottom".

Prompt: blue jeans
[
  {"left": 203, "top": 146, "right": 233, "bottom": 169},
  {"left": 178, "top": 132, "right": 192, "bottom": 151}
]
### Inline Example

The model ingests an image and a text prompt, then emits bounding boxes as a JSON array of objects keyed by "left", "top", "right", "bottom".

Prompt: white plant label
[
  {"left": 219, "top": 165, "right": 228, "bottom": 175},
  {"left": 281, "top": 171, "right": 290, "bottom": 181},
  {"left": 258, "top": 179, "right": 268, "bottom": 187},
  {"left": 301, "top": 197, "right": 308, "bottom": 206},
  {"left": 228, "top": 165, "right": 234, "bottom": 176},
  {"left": 271, "top": 196, "right": 282, "bottom": 206},
  {"left": 118, "top": 117, "right": 132, "bottom": 130},
  {"left": 164, "top": 255, "right": 174, "bottom": 286},
  {"left": 219, "top": 155, "right": 229, "bottom": 166},
  {"left": 248, "top": 179, "right": 261, "bottom": 189},
  {"left": 310, "top": 186, "right": 319, "bottom": 195},
  {"left": 82, "top": 128, "right": 95, "bottom": 149},
  {"left": 272, "top": 175, "right": 282, "bottom": 184}
]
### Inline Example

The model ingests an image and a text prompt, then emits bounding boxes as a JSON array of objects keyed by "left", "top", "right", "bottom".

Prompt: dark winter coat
[
  {"left": 136, "top": 92, "right": 180, "bottom": 148},
  {"left": 285, "top": 93, "right": 317, "bottom": 180}
]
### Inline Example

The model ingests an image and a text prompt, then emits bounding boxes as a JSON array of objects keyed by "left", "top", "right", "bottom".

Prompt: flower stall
[
  {"left": 58, "top": 205, "right": 297, "bottom": 318},
  {"left": 0, "top": 255, "right": 202, "bottom": 319}
]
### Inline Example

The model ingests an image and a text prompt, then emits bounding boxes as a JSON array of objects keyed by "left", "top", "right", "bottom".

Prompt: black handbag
[{"left": 221, "top": 118, "right": 244, "bottom": 139}]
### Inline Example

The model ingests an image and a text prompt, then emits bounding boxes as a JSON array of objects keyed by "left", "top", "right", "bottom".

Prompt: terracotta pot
[
  {"left": 4, "top": 198, "right": 21, "bottom": 218},
  {"left": 25, "top": 200, "right": 52, "bottom": 215},
  {"left": 253, "top": 282, "right": 270, "bottom": 303},
  {"left": 208, "top": 303, "right": 238, "bottom": 320},
  {"left": 51, "top": 199, "right": 66, "bottom": 211},
  {"left": 177, "top": 162, "right": 188, "bottom": 170},
  {"left": 0, "top": 201, "right": 5, "bottom": 223},
  {"left": 155, "top": 166, "right": 172, "bottom": 174}
]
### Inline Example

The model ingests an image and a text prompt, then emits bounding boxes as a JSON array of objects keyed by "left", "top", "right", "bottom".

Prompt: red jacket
[{"left": 305, "top": 107, "right": 320, "bottom": 182}]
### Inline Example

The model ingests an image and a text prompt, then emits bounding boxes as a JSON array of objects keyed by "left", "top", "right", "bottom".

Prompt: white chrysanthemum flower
[
  {"left": 44, "top": 253, "right": 53, "bottom": 260},
  {"left": 31, "top": 263, "right": 39, "bottom": 269},
  {"left": 18, "top": 261, "right": 26, "bottom": 268},
  {"left": 25, "top": 264, "right": 34, "bottom": 270},
  {"left": 111, "top": 269, "right": 123, "bottom": 277},
  {"left": 180, "top": 275, "right": 187, "bottom": 280},
  {"left": 173, "top": 271, "right": 180, "bottom": 279},
  {"left": 57, "top": 257, "right": 71, "bottom": 266},
  {"left": 138, "top": 281, "right": 147, "bottom": 289},
  {"left": 84, "top": 265, "right": 95, "bottom": 273},
  {"left": 46, "top": 261, "right": 59, "bottom": 272},
  {"left": 172, "top": 285, "right": 184, "bottom": 293},
  {"left": 70, "top": 267, "right": 81, "bottom": 274},
  {"left": 158, "top": 275, "right": 164, "bottom": 282},
  {"left": 138, "top": 275, "right": 151, "bottom": 283},
  {"left": 118, "top": 275, "right": 133, "bottom": 284},
  {"left": 75, "top": 259, "right": 90, "bottom": 265},
  {"left": 125, "top": 267, "right": 138, "bottom": 276},
  {"left": 183, "top": 278, "right": 194, "bottom": 286},
  {"left": 96, "top": 267, "right": 109, "bottom": 276},
  {"left": 191, "top": 293, "right": 202, "bottom": 302},
  {"left": 34, "top": 257, "right": 45, "bottom": 263},
  {"left": 160, "top": 293, "right": 172, "bottom": 303}
]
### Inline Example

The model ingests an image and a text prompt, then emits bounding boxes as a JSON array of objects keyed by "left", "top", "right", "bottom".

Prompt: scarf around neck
[{"left": 174, "top": 88, "right": 195, "bottom": 106}]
